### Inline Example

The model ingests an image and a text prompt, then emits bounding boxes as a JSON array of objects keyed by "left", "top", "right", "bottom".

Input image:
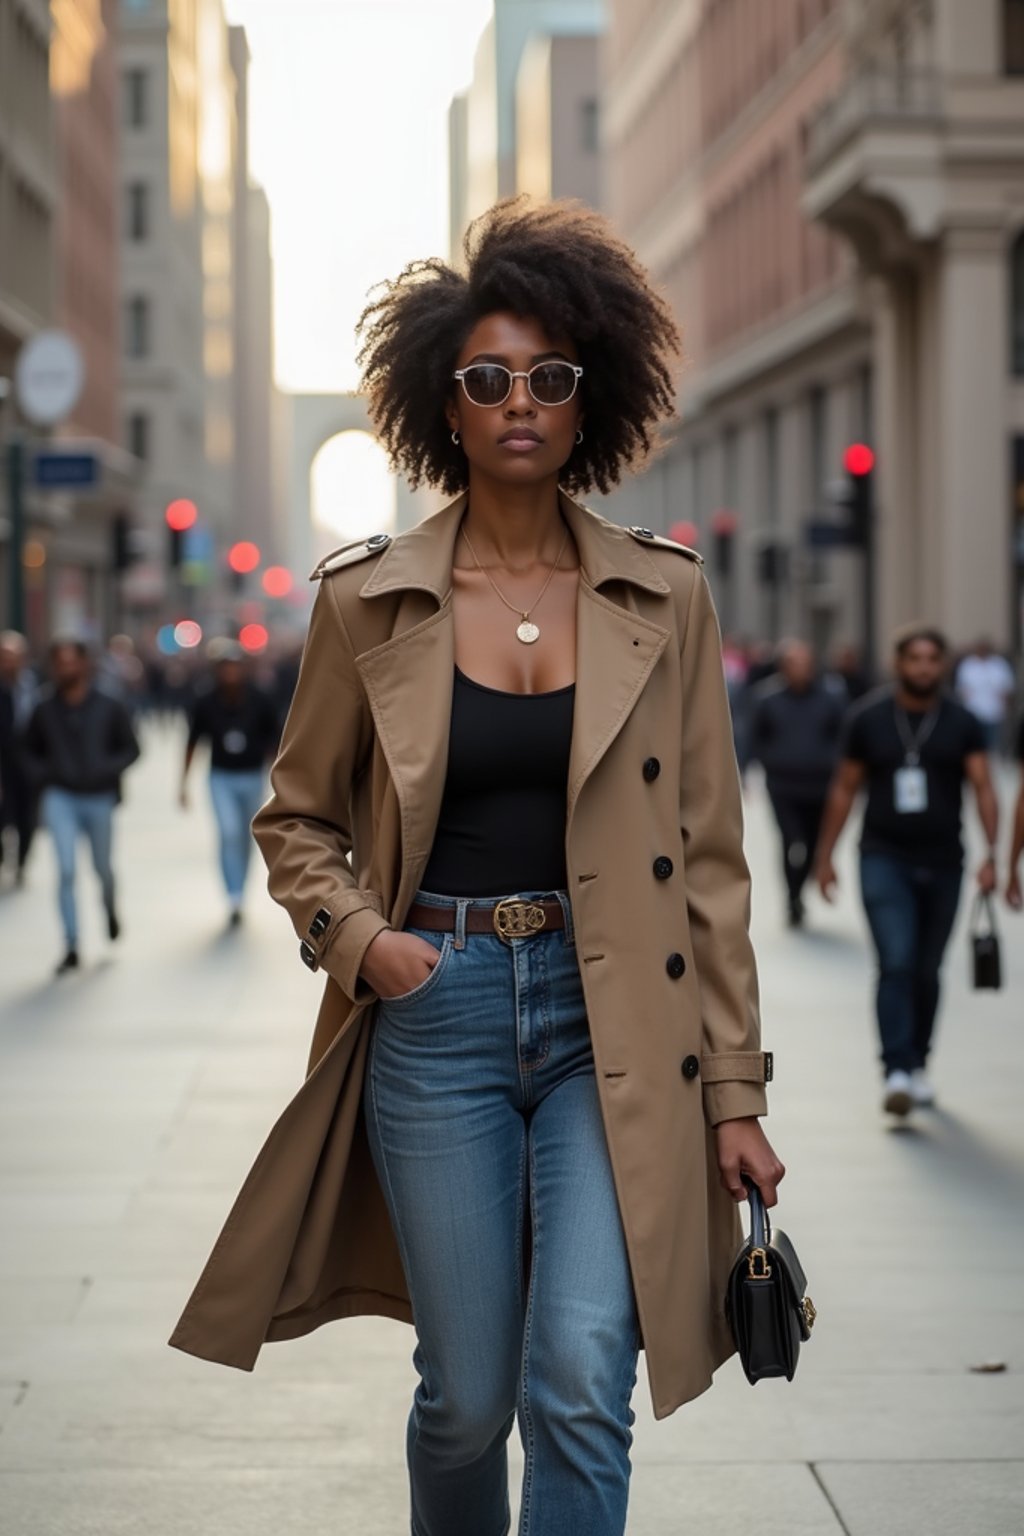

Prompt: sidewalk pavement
[{"left": 0, "top": 723, "right": 1021, "bottom": 1535}]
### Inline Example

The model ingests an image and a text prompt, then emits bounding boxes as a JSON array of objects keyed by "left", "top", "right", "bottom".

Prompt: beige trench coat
[{"left": 168, "top": 488, "right": 772, "bottom": 1420}]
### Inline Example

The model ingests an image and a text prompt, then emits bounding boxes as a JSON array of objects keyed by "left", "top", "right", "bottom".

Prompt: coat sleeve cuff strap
[{"left": 700, "top": 1050, "right": 773, "bottom": 1084}]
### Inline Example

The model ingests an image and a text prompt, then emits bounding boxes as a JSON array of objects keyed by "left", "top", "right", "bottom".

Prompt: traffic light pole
[
  {"left": 5, "top": 435, "right": 25, "bottom": 634},
  {"left": 863, "top": 492, "right": 876, "bottom": 681}
]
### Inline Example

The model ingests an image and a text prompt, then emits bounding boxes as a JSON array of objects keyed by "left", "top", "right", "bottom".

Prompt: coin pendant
[{"left": 516, "top": 620, "right": 540, "bottom": 644}]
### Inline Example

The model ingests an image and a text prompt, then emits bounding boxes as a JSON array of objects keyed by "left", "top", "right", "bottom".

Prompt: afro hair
[{"left": 355, "top": 197, "right": 682, "bottom": 497}]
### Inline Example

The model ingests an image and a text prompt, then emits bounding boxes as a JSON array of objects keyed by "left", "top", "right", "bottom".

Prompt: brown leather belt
[{"left": 406, "top": 896, "right": 565, "bottom": 943}]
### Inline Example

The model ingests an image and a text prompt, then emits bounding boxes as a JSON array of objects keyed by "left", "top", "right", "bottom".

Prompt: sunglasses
[{"left": 452, "top": 361, "right": 583, "bottom": 408}]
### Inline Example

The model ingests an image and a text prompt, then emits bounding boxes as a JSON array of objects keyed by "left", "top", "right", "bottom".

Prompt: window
[
  {"left": 125, "top": 296, "right": 150, "bottom": 358},
  {"left": 126, "top": 411, "right": 150, "bottom": 462},
  {"left": 581, "top": 97, "right": 599, "bottom": 154},
  {"left": 125, "top": 182, "right": 149, "bottom": 242},
  {"left": 1006, "top": 1, "right": 1024, "bottom": 73},
  {"left": 1012, "top": 230, "right": 1024, "bottom": 375},
  {"left": 122, "top": 67, "right": 148, "bottom": 128}
]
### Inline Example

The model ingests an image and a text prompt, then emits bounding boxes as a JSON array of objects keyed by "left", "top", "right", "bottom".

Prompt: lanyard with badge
[{"left": 893, "top": 703, "right": 938, "bottom": 813}]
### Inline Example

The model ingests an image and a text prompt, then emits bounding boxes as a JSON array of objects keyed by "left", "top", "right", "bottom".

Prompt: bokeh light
[
  {"left": 174, "top": 620, "right": 203, "bottom": 649},
  {"left": 239, "top": 622, "right": 269, "bottom": 652},
  {"left": 262, "top": 566, "right": 293, "bottom": 598}
]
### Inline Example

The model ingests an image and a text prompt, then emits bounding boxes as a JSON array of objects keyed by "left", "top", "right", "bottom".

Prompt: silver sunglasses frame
[{"left": 452, "top": 362, "right": 583, "bottom": 408}]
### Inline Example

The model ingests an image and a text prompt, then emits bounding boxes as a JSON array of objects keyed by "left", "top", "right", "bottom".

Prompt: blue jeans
[
  {"left": 365, "top": 887, "right": 640, "bottom": 1536},
  {"left": 208, "top": 768, "right": 265, "bottom": 901},
  {"left": 41, "top": 787, "right": 117, "bottom": 948},
  {"left": 859, "top": 852, "right": 963, "bottom": 1075}
]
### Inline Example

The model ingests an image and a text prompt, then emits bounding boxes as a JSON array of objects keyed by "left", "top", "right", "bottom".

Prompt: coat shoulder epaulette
[
  {"left": 308, "top": 532, "right": 392, "bottom": 582},
  {"left": 626, "top": 525, "right": 704, "bottom": 565}
]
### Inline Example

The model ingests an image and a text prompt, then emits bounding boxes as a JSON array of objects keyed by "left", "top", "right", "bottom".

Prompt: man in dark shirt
[
  {"left": 180, "top": 639, "right": 280, "bottom": 927},
  {"left": 814, "top": 624, "right": 997, "bottom": 1118},
  {"left": 749, "top": 640, "right": 844, "bottom": 927},
  {"left": 22, "top": 637, "right": 141, "bottom": 974}
]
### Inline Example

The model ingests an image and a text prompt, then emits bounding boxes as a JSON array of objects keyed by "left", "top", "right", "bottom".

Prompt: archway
[
  {"left": 286, "top": 391, "right": 439, "bottom": 579},
  {"left": 312, "top": 430, "right": 396, "bottom": 544}
]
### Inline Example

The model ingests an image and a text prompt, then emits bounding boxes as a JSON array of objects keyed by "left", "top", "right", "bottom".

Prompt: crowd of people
[
  {"left": 1, "top": 617, "right": 1021, "bottom": 1121},
  {"left": 0, "top": 627, "right": 302, "bottom": 968}
]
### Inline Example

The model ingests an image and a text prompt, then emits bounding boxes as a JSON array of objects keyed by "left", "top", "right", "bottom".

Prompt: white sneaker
[
  {"left": 910, "top": 1069, "right": 936, "bottom": 1107},
  {"left": 883, "top": 1070, "right": 914, "bottom": 1117}
]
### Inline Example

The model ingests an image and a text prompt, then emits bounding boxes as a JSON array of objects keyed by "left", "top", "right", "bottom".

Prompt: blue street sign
[
  {"left": 805, "top": 518, "right": 857, "bottom": 549},
  {"left": 33, "top": 451, "right": 99, "bottom": 489}
]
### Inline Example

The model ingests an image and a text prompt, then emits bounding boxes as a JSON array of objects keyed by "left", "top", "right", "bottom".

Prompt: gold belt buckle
[{"left": 492, "top": 898, "right": 547, "bottom": 943}]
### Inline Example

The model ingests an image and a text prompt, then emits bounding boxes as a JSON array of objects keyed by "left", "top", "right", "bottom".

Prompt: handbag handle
[
  {"left": 970, "top": 890, "right": 999, "bottom": 939},
  {"left": 742, "top": 1174, "right": 772, "bottom": 1247}
]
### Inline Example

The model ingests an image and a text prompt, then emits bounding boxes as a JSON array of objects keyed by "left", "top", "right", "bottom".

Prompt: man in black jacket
[
  {"left": 22, "top": 637, "right": 141, "bottom": 974},
  {"left": 750, "top": 639, "right": 845, "bottom": 927},
  {"left": 0, "top": 630, "right": 40, "bottom": 884}
]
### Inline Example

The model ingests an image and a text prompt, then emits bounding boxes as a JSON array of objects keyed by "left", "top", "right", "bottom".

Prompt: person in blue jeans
[
  {"left": 21, "top": 637, "right": 140, "bottom": 974},
  {"left": 814, "top": 624, "right": 998, "bottom": 1117},
  {"left": 180, "top": 640, "right": 280, "bottom": 927}
]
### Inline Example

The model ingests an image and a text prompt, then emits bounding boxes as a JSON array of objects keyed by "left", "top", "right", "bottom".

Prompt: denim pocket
[{"left": 376, "top": 930, "right": 455, "bottom": 1009}]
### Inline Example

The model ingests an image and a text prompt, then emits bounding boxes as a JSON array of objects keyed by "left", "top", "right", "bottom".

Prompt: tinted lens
[
  {"left": 461, "top": 365, "right": 511, "bottom": 406},
  {"left": 529, "top": 362, "right": 576, "bottom": 405}
]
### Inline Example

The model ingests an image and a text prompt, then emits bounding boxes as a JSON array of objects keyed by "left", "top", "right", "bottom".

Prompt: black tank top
[{"left": 419, "top": 665, "right": 575, "bottom": 896}]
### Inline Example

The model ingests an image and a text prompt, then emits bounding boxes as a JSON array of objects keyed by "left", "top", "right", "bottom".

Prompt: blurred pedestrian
[
  {"left": 749, "top": 639, "right": 844, "bottom": 927},
  {"left": 21, "top": 637, "right": 141, "bottom": 974},
  {"left": 179, "top": 639, "right": 280, "bottom": 927},
  {"left": 97, "top": 633, "right": 146, "bottom": 720},
  {"left": 830, "top": 641, "right": 872, "bottom": 704},
  {"left": 169, "top": 197, "right": 783, "bottom": 1535},
  {"left": 954, "top": 637, "right": 1016, "bottom": 754},
  {"left": 1006, "top": 710, "right": 1024, "bottom": 910},
  {"left": 0, "top": 630, "right": 40, "bottom": 884},
  {"left": 814, "top": 624, "right": 998, "bottom": 1117}
]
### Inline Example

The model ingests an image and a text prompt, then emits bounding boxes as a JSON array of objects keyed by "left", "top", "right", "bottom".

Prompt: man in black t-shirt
[
  {"left": 813, "top": 624, "right": 998, "bottom": 1118},
  {"left": 1007, "top": 712, "right": 1024, "bottom": 911},
  {"left": 180, "top": 640, "right": 281, "bottom": 927}
]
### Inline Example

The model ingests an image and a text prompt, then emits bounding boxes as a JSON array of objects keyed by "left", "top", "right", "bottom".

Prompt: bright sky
[{"left": 222, "top": 1, "right": 492, "bottom": 541}]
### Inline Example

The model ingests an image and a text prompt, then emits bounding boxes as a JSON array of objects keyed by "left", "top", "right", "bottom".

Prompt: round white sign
[{"left": 14, "top": 330, "right": 85, "bottom": 426}]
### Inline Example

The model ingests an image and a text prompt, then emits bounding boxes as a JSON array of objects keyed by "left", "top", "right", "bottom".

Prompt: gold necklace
[{"left": 459, "top": 519, "right": 570, "bottom": 644}]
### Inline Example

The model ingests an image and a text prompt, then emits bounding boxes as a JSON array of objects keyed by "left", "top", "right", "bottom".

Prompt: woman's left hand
[{"left": 714, "top": 1117, "right": 786, "bottom": 1207}]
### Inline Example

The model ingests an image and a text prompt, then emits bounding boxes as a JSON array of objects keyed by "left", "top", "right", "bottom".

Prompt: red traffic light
[
  {"left": 165, "top": 498, "right": 198, "bottom": 532},
  {"left": 228, "top": 540, "right": 261, "bottom": 575},
  {"left": 669, "top": 520, "right": 700, "bottom": 546},
  {"left": 239, "top": 622, "right": 269, "bottom": 653},
  {"left": 710, "top": 508, "right": 739, "bottom": 537},
  {"left": 262, "top": 566, "right": 293, "bottom": 599},
  {"left": 843, "top": 443, "right": 875, "bottom": 477}
]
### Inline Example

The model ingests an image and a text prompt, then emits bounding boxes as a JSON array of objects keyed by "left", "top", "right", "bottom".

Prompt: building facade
[
  {"left": 605, "top": 0, "right": 1024, "bottom": 661},
  {"left": 449, "top": 0, "right": 605, "bottom": 259},
  {"left": 117, "top": 0, "right": 241, "bottom": 623}
]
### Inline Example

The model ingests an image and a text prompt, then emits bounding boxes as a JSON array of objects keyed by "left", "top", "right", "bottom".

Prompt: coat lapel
[{"left": 352, "top": 488, "right": 671, "bottom": 906}]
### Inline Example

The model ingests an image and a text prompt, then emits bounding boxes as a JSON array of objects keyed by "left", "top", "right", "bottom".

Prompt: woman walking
[{"left": 170, "top": 198, "right": 784, "bottom": 1536}]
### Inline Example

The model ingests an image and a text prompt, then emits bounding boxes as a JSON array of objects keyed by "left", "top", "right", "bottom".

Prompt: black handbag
[
  {"left": 969, "top": 892, "right": 1002, "bottom": 990},
  {"left": 725, "top": 1177, "right": 816, "bottom": 1385}
]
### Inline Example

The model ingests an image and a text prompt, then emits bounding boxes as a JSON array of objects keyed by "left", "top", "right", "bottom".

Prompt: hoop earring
[
  {"left": 451, "top": 430, "right": 460, "bottom": 446},
  {"left": 575, "top": 428, "right": 584, "bottom": 445}
]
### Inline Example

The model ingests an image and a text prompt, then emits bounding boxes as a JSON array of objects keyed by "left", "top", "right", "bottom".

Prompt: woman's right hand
[{"left": 359, "top": 928, "right": 443, "bottom": 999}]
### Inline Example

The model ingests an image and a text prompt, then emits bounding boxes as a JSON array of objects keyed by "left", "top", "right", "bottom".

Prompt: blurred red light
[
  {"left": 262, "top": 566, "right": 293, "bottom": 598},
  {"left": 710, "top": 508, "right": 739, "bottom": 537},
  {"left": 669, "top": 520, "right": 700, "bottom": 546},
  {"left": 239, "top": 623, "right": 269, "bottom": 653},
  {"left": 228, "top": 541, "right": 261, "bottom": 574},
  {"left": 844, "top": 443, "right": 875, "bottom": 477},
  {"left": 166, "top": 499, "right": 198, "bottom": 532}
]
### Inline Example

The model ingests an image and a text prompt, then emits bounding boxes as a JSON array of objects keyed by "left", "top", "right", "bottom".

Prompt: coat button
[
  {"left": 666, "top": 951, "right": 686, "bottom": 979},
  {"left": 653, "top": 856, "right": 673, "bottom": 880},
  {"left": 642, "top": 756, "right": 661, "bottom": 781},
  {"left": 681, "top": 1054, "right": 700, "bottom": 1080}
]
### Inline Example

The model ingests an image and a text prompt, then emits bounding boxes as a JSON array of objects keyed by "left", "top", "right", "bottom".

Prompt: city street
[{"left": 0, "top": 723, "right": 1022, "bottom": 1536}]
